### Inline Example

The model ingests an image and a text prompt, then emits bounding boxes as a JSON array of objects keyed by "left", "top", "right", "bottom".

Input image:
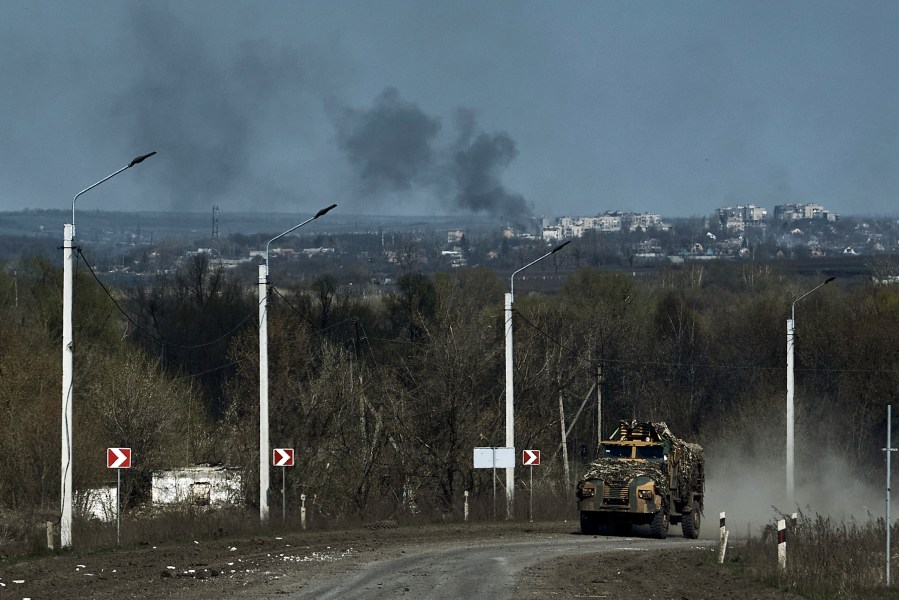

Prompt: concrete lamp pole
[
  {"left": 504, "top": 239, "right": 570, "bottom": 519},
  {"left": 786, "top": 275, "right": 835, "bottom": 506},
  {"left": 61, "top": 151, "right": 156, "bottom": 548},
  {"left": 259, "top": 203, "right": 336, "bottom": 522}
]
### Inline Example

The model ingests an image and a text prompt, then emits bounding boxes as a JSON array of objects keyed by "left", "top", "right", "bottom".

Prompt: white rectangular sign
[{"left": 473, "top": 447, "right": 515, "bottom": 469}]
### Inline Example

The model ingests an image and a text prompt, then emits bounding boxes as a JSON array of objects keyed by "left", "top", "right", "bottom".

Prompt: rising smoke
[
  {"left": 116, "top": 3, "right": 348, "bottom": 212},
  {"left": 448, "top": 108, "right": 530, "bottom": 222},
  {"left": 115, "top": 4, "right": 252, "bottom": 208},
  {"left": 332, "top": 89, "right": 533, "bottom": 226},
  {"left": 334, "top": 87, "right": 441, "bottom": 194},
  {"left": 116, "top": 3, "right": 532, "bottom": 223}
]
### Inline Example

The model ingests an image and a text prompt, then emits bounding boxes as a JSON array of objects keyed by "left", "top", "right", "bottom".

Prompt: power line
[
  {"left": 75, "top": 247, "right": 258, "bottom": 351},
  {"left": 512, "top": 307, "right": 893, "bottom": 375}
]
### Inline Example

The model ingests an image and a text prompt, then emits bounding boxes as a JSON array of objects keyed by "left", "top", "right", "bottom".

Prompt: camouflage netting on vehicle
[
  {"left": 581, "top": 421, "right": 704, "bottom": 497},
  {"left": 650, "top": 421, "right": 704, "bottom": 497},
  {"left": 582, "top": 457, "right": 666, "bottom": 487}
]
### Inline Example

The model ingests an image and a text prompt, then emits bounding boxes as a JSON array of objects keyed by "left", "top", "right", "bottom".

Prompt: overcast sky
[{"left": 2, "top": 1, "right": 898, "bottom": 222}]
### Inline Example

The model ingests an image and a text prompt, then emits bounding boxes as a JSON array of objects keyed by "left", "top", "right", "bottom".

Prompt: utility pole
[
  {"left": 596, "top": 363, "right": 603, "bottom": 446},
  {"left": 61, "top": 151, "right": 156, "bottom": 548},
  {"left": 505, "top": 240, "right": 570, "bottom": 519},
  {"left": 885, "top": 404, "right": 896, "bottom": 586},
  {"left": 258, "top": 204, "right": 336, "bottom": 522}
]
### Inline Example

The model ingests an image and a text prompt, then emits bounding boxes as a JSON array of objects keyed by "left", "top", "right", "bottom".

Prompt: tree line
[{"left": 1, "top": 251, "right": 897, "bottom": 521}]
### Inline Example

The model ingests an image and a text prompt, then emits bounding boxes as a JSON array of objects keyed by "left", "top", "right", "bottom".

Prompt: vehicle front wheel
[
  {"left": 650, "top": 510, "right": 669, "bottom": 539},
  {"left": 681, "top": 501, "right": 701, "bottom": 539},
  {"left": 580, "top": 511, "right": 601, "bottom": 535}
]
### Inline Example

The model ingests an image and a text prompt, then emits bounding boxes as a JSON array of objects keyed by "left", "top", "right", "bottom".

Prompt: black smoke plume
[
  {"left": 449, "top": 109, "right": 529, "bottom": 223},
  {"left": 334, "top": 87, "right": 441, "bottom": 193},
  {"left": 116, "top": 3, "right": 345, "bottom": 211},
  {"left": 333, "top": 89, "right": 532, "bottom": 225}
]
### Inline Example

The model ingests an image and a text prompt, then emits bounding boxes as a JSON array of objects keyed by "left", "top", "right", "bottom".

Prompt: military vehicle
[{"left": 575, "top": 420, "right": 704, "bottom": 539}]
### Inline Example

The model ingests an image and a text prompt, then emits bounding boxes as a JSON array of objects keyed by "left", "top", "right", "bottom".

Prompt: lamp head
[
  {"left": 128, "top": 151, "right": 157, "bottom": 167},
  {"left": 551, "top": 240, "right": 571, "bottom": 254},
  {"left": 315, "top": 203, "right": 337, "bottom": 219}
]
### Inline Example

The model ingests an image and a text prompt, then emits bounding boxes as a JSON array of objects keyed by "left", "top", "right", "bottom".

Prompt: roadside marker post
[
  {"left": 464, "top": 491, "right": 469, "bottom": 523},
  {"left": 718, "top": 512, "right": 728, "bottom": 564},
  {"left": 300, "top": 493, "right": 307, "bottom": 530},
  {"left": 107, "top": 448, "right": 132, "bottom": 546},
  {"left": 777, "top": 518, "right": 787, "bottom": 573}
]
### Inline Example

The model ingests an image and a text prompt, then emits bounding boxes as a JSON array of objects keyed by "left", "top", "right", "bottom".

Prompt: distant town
[
  {"left": 542, "top": 202, "right": 836, "bottom": 240},
  {"left": 539, "top": 202, "right": 864, "bottom": 265},
  {"left": 1, "top": 202, "right": 897, "bottom": 288}
]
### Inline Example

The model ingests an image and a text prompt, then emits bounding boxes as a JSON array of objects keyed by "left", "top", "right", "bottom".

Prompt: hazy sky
[{"left": 2, "top": 1, "right": 898, "bottom": 222}]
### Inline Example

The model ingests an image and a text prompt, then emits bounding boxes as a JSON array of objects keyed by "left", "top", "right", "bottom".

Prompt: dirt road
[
  {"left": 1, "top": 521, "right": 798, "bottom": 599},
  {"left": 290, "top": 533, "right": 710, "bottom": 599}
]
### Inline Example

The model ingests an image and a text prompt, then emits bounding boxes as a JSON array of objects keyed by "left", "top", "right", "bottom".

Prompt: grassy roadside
[{"left": 724, "top": 512, "right": 899, "bottom": 599}]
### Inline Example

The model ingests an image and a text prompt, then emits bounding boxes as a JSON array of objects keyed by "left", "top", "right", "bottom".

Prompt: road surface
[
  {"left": 2, "top": 521, "right": 797, "bottom": 599},
  {"left": 282, "top": 531, "right": 712, "bottom": 599}
]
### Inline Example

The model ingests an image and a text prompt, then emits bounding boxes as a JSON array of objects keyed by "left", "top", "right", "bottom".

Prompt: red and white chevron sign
[
  {"left": 107, "top": 447, "right": 132, "bottom": 469},
  {"left": 273, "top": 448, "right": 295, "bottom": 467},
  {"left": 523, "top": 449, "right": 541, "bottom": 466}
]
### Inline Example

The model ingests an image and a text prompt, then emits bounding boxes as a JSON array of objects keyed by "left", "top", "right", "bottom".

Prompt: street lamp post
[
  {"left": 61, "top": 152, "right": 156, "bottom": 548},
  {"left": 786, "top": 276, "right": 835, "bottom": 506},
  {"left": 504, "top": 240, "right": 570, "bottom": 519},
  {"left": 259, "top": 204, "right": 336, "bottom": 522}
]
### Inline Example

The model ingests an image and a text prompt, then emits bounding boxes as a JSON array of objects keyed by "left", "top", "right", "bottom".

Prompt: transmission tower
[{"left": 211, "top": 205, "right": 220, "bottom": 242}]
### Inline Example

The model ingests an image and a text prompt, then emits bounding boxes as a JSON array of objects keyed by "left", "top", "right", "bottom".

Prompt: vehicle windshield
[
  {"left": 601, "top": 445, "right": 632, "bottom": 459},
  {"left": 635, "top": 445, "right": 665, "bottom": 460}
]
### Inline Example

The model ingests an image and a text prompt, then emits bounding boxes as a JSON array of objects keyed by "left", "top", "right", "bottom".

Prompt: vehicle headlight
[
  {"left": 578, "top": 484, "right": 596, "bottom": 498},
  {"left": 637, "top": 489, "right": 654, "bottom": 500}
]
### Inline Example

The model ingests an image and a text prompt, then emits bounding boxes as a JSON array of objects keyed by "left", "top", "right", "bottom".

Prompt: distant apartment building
[
  {"left": 542, "top": 211, "right": 665, "bottom": 240},
  {"left": 773, "top": 203, "right": 838, "bottom": 222},
  {"left": 590, "top": 214, "right": 624, "bottom": 232},
  {"left": 542, "top": 226, "right": 563, "bottom": 242},
  {"left": 557, "top": 215, "right": 621, "bottom": 237},
  {"left": 715, "top": 204, "right": 767, "bottom": 232},
  {"left": 627, "top": 212, "right": 669, "bottom": 232},
  {"left": 440, "top": 249, "right": 467, "bottom": 268}
]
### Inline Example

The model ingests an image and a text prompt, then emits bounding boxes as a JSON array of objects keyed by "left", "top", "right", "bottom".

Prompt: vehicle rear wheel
[
  {"left": 681, "top": 501, "right": 701, "bottom": 539},
  {"left": 580, "top": 511, "right": 601, "bottom": 535},
  {"left": 650, "top": 510, "right": 669, "bottom": 539}
]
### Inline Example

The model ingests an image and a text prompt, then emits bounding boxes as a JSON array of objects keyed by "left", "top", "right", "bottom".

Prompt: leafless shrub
[{"left": 0, "top": 510, "right": 57, "bottom": 557}]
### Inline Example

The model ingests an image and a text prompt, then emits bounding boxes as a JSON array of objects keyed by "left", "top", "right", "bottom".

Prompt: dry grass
[
  {"left": 0, "top": 488, "right": 579, "bottom": 561},
  {"left": 730, "top": 510, "right": 899, "bottom": 599}
]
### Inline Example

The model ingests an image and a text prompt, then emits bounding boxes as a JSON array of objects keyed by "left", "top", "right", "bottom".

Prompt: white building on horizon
[{"left": 542, "top": 211, "right": 667, "bottom": 239}]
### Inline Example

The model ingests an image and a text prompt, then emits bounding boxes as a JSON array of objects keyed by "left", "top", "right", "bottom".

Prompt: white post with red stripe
[
  {"left": 717, "top": 512, "right": 728, "bottom": 564},
  {"left": 777, "top": 518, "right": 787, "bottom": 573}
]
